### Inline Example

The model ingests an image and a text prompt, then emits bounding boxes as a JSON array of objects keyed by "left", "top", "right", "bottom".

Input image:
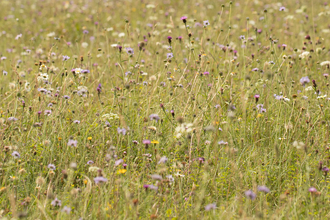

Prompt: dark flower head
[
  {"left": 180, "top": 16, "right": 187, "bottom": 24},
  {"left": 167, "top": 36, "right": 172, "bottom": 44}
]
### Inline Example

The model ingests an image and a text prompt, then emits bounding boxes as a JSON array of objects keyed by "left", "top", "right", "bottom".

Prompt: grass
[{"left": 0, "top": 0, "right": 330, "bottom": 219}]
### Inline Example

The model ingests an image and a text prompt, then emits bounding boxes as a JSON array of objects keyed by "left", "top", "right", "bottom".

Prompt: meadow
[{"left": 0, "top": 0, "right": 330, "bottom": 219}]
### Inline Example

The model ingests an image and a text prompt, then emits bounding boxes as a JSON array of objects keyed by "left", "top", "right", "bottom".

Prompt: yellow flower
[
  {"left": 117, "top": 169, "right": 127, "bottom": 174},
  {"left": 87, "top": 137, "right": 92, "bottom": 141},
  {"left": 58, "top": 137, "right": 62, "bottom": 141},
  {"left": 151, "top": 140, "right": 159, "bottom": 144},
  {"left": 83, "top": 180, "right": 88, "bottom": 185}
]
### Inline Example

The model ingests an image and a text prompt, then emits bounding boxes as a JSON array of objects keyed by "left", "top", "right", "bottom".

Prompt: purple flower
[
  {"left": 203, "top": 20, "right": 210, "bottom": 26},
  {"left": 245, "top": 190, "right": 256, "bottom": 200},
  {"left": 257, "top": 186, "right": 270, "bottom": 193},
  {"left": 63, "top": 95, "right": 70, "bottom": 99},
  {"left": 205, "top": 203, "right": 216, "bottom": 211},
  {"left": 117, "top": 127, "right": 127, "bottom": 135},
  {"left": 149, "top": 114, "right": 160, "bottom": 122},
  {"left": 239, "top": 35, "right": 245, "bottom": 40},
  {"left": 73, "top": 120, "right": 80, "bottom": 124},
  {"left": 87, "top": 160, "right": 94, "bottom": 165},
  {"left": 125, "top": 47, "right": 134, "bottom": 55},
  {"left": 62, "top": 55, "right": 70, "bottom": 61},
  {"left": 256, "top": 104, "right": 266, "bottom": 113},
  {"left": 44, "top": 110, "right": 52, "bottom": 116},
  {"left": 279, "top": 6, "right": 285, "bottom": 11},
  {"left": 83, "top": 30, "right": 89, "bottom": 34},
  {"left": 300, "top": 76, "right": 310, "bottom": 87},
  {"left": 12, "top": 151, "right": 20, "bottom": 159},
  {"left": 115, "top": 159, "right": 123, "bottom": 166},
  {"left": 61, "top": 206, "right": 71, "bottom": 214},
  {"left": 7, "top": 117, "right": 18, "bottom": 122},
  {"left": 51, "top": 198, "right": 62, "bottom": 207},
  {"left": 167, "top": 53, "right": 174, "bottom": 59},
  {"left": 309, "top": 187, "right": 318, "bottom": 193},
  {"left": 203, "top": 71, "right": 209, "bottom": 75},
  {"left": 254, "top": 94, "right": 260, "bottom": 103},
  {"left": 3, "top": 70, "right": 8, "bottom": 75},
  {"left": 143, "top": 184, "right": 158, "bottom": 191},
  {"left": 67, "top": 139, "right": 78, "bottom": 147},
  {"left": 218, "top": 140, "right": 228, "bottom": 145},
  {"left": 48, "top": 164, "right": 56, "bottom": 170},
  {"left": 94, "top": 176, "right": 108, "bottom": 184}
]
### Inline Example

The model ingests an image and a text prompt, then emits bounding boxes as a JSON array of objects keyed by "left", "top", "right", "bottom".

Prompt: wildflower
[
  {"left": 3, "top": 70, "right": 8, "bottom": 75},
  {"left": 309, "top": 187, "right": 318, "bottom": 193},
  {"left": 322, "top": 167, "right": 329, "bottom": 176},
  {"left": 149, "top": 114, "right": 160, "bottom": 122},
  {"left": 51, "top": 198, "right": 62, "bottom": 207},
  {"left": 151, "top": 140, "right": 159, "bottom": 144},
  {"left": 115, "top": 159, "right": 123, "bottom": 166},
  {"left": 203, "top": 71, "right": 209, "bottom": 75},
  {"left": 299, "top": 51, "right": 310, "bottom": 59},
  {"left": 158, "top": 156, "right": 168, "bottom": 164},
  {"left": 175, "top": 123, "right": 194, "bottom": 138},
  {"left": 239, "top": 35, "right": 245, "bottom": 40},
  {"left": 44, "top": 110, "right": 52, "bottom": 116},
  {"left": 257, "top": 186, "right": 270, "bottom": 193},
  {"left": 320, "top": 61, "right": 330, "bottom": 66},
  {"left": 7, "top": 117, "right": 18, "bottom": 122},
  {"left": 181, "top": 16, "right": 187, "bottom": 24},
  {"left": 300, "top": 76, "right": 310, "bottom": 86},
  {"left": 125, "top": 47, "right": 134, "bottom": 55},
  {"left": 167, "top": 36, "right": 172, "bottom": 44},
  {"left": 63, "top": 95, "right": 70, "bottom": 99},
  {"left": 254, "top": 94, "right": 260, "bottom": 103},
  {"left": 245, "top": 190, "right": 256, "bottom": 200},
  {"left": 67, "top": 139, "right": 78, "bottom": 147},
  {"left": 167, "top": 53, "right": 174, "bottom": 59},
  {"left": 73, "top": 120, "right": 80, "bottom": 124},
  {"left": 87, "top": 137, "right": 92, "bottom": 141},
  {"left": 87, "top": 160, "right": 94, "bottom": 165},
  {"left": 62, "top": 55, "right": 70, "bottom": 61},
  {"left": 12, "top": 151, "right": 20, "bottom": 159},
  {"left": 218, "top": 140, "right": 228, "bottom": 145},
  {"left": 203, "top": 20, "right": 210, "bottom": 26},
  {"left": 83, "top": 30, "right": 89, "bottom": 34},
  {"left": 256, "top": 104, "right": 266, "bottom": 113},
  {"left": 61, "top": 206, "right": 71, "bottom": 214},
  {"left": 48, "top": 164, "right": 56, "bottom": 170},
  {"left": 143, "top": 140, "right": 151, "bottom": 148},
  {"left": 143, "top": 184, "right": 158, "bottom": 191},
  {"left": 150, "top": 174, "right": 162, "bottom": 181},
  {"left": 279, "top": 6, "right": 285, "bottom": 11},
  {"left": 205, "top": 203, "right": 216, "bottom": 211},
  {"left": 94, "top": 176, "right": 108, "bottom": 184},
  {"left": 117, "top": 127, "right": 127, "bottom": 135}
]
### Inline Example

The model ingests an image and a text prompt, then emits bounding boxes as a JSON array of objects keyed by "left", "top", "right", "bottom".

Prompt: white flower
[
  {"left": 320, "top": 61, "right": 330, "bottom": 66},
  {"left": 299, "top": 51, "right": 310, "bottom": 59},
  {"left": 102, "top": 113, "right": 119, "bottom": 120},
  {"left": 88, "top": 166, "right": 100, "bottom": 172},
  {"left": 47, "top": 32, "right": 55, "bottom": 38},
  {"left": 305, "top": 86, "right": 313, "bottom": 91},
  {"left": 175, "top": 123, "right": 194, "bottom": 138},
  {"left": 317, "top": 95, "right": 327, "bottom": 99},
  {"left": 118, "top": 32, "right": 125, "bottom": 38},
  {"left": 37, "top": 73, "right": 49, "bottom": 82},
  {"left": 81, "top": 42, "right": 88, "bottom": 48}
]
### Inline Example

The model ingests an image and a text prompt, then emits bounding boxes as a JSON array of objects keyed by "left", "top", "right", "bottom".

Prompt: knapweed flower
[
  {"left": 67, "top": 139, "right": 78, "bottom": 147},
  {"left": 12, "top": 151, "right": 20, "bottom": 159},
  {"left": 279, "top": 6, "right": 285, "bottom": 11},
  {"left": 254, "top": 94, "right": 260, "bottom": 102},
  {"left": 51, "top": 198, "right": 62, "bottom": 207},
  {"left": 218, "top": 140, "right": 228, "bottom": 145},
  {"left": 115, "top": 159, "right": 123, "bottom": 166},
  {"left": 167, "top": 36, "right": 172, "bottom": 44},
  {"left": 300, "top": 76, "right": 310, "bottom": 86},
  {"left": 48, "top": 164, "right": 56, "bottom": 170},
  {"left": 239, "top": 35, "right": 245, "bottom": 40},
  {"left": 309, "top": 187, "right": 318, "bottom": 193},
  {"left": 143, "top": 184, "right": 158, "bottom": 191},
  {"left": 143, "top": 140, "right": 151, "bottom": 148},
  {"left": 257, "top": 186, "right": 270, "bottom": 193},
  {"left": 73, "top": 120, "right": 80, "bottom": 124},
  {"left": 94, "top": 176, "right": 108, "bottom": 184},
  {"left": 126, "top": 47, "right": 134, "bottom": 55},
  {"left": 117, "top": 127, "right": 127, "bottom": 135},
  {"left": 256, "top": 104, "right": 266, "bottom": 113},
  {"left": 203, "top": 20, "right": 210, "bottom": 26},
  {"left": 87, "top": 160, "right": 94, "bottom": 165},
  {"left": 181, "top": 16, "right": 187, "bottom": 24},
  {"left": 203, "top": 71, "right": 209, "bottom": 75},
  {"left": 205, "top": 203, "right": 216, "bottom": 211},
  {"left": 63, "top": 95, "right": 70, "bottom": 99},
  {"left": 62, "top": 55, "right": 70, "bottom": 61},
  {"left": 245, "top": 190, "right": 256, "bottom": 200},
  {"left": 83, "top": 30, "right": 89, "bottom": 34},
  {"left": 149, "top": 114, "right": 160, "bottom": 122},
  {"left": 3, "top": 70, "right": 8, "bottom": 75},
  {"left": 167, "top": 53, "right": 174, "bottom": 59}
]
